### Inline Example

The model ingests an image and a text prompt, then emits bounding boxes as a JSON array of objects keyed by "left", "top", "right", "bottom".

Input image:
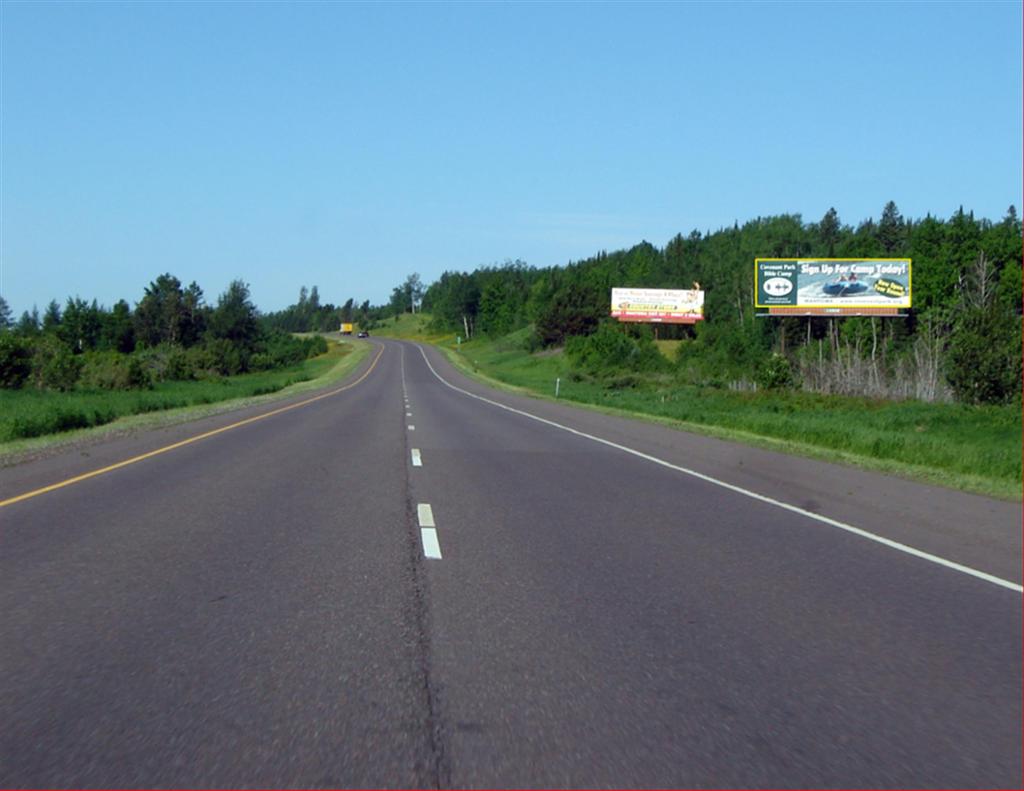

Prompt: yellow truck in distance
[{"left": 340, "top": 323, "right": 354, "bottom": 335}]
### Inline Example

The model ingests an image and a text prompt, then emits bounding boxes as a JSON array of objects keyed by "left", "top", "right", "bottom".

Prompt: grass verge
[
  {"left": 429, "top": 331, "right": 1021, "bottom": 501},
  {"left": 0, "top": 338, "right": 369, "bottom": 464},
  {"left": 371, "top": 312, "right": 458, "bottom": 344}
]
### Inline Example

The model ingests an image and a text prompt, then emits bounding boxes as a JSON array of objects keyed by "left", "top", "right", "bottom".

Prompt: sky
[{"left": 1, "top": 0, "right": 1021, "bottom": 315}]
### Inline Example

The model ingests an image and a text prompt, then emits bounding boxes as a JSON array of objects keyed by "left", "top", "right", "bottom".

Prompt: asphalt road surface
[{"left": 2, "top": 340, "right": 1020, "bottom": 788}]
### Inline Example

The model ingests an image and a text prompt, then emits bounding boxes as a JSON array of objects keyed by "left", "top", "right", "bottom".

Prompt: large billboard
[
  {"left": 755, "top": 258, "right": 911, "bottom": 315},
  {"left": 611, "top": 287, "right": 705, "bottom": 323}
]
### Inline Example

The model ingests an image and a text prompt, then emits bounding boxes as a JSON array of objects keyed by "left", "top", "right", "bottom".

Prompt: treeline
[
  {"left": 0, "top": 275, "right": 327, "bottom": 391},
  {"left": 415, "top": 203, "right": 1021, "bottom": 405},
  {"left": 261, "top": 278, "right": 425, "bottom": 334},
  {"left": 263, "top": 286, "right": 366, "bottom": 333}
]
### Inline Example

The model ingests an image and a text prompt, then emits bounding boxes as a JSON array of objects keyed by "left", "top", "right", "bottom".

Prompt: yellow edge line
[{"left": 0, "top": 345, "right": 385, "bottom": 509}]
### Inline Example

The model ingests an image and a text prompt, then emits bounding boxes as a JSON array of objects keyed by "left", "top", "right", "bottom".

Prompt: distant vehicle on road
[
  {"left": 340, "top": 322, "right": 354, "bottom": 335},
  {"left": 357, "top": 331, "right": 370, "bottom": 338}
]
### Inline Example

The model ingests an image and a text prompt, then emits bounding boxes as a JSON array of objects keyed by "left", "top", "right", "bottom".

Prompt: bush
[
  {"left": 79, "top": 351, "right": 153, "bottom": 390},
  {"left": 566, "top": 323, "right": 667, "bottom": 376},
  {"left": 522, "top": 330, "right": 543, "bottom": 354},
  {"left": 253, "top": 331, "right": 326, "bottom": 371},
  {"left": 194, "top": 338, "right": 245, "bottom": 376},
  {"left": 756, "top": 352, "right": 796, "bottom": 390},
  {"left": 31, "top": 335, "right": 81, "bottom": 391},
  {"left": 301, "top": 334, "right": 328, "bottom": 357},
  {"left": 133, "top": 345, "right": 175, "bottom": 383},
  {"left": 164, "top": 346, "right": 196, "bottom": 381},
  {"left": 946, "top": 309, "right": 1021, "bottom": 404},
  {"left": 0, "top": 333, "right": 32, "bottom": 388}
]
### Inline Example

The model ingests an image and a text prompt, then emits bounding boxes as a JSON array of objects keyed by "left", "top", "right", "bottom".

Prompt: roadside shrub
[
  {"left": 134, "top": 344, "right": 175, "bottom": 382},
  {"left": 79, "top": 351, "right": 153, "bottom": 390},
  {"left": 31, "top": 335, "right": 81, "bottom": 391},
  {"left": 566, "top": 323, "right": 666, "bottom": 376},
  {"left": 945, "top": 308, "right": 1021, "bottom": 405},
  {"left": 252, "top": 332, "right": 328, "bottom": 371},
  {"left": 607, "top": 373, "right": 644, "bottom": 389},
  {"left": 0, "top": 333, "right": 32, "bottom": 388},
  {"left": 249, "top": 352, "right": 274, "bottom": 371},
  {"left": 164, "top": 345, "right": 197, "bottom": 381},
  {"left": 197, "top": 337, "right": 245, "bottom": 376},
  {"left": 756, "top": 352, "right": 796, "bottom": 390},
  {"left": 304, "top": 334, "right": 328, "bottom": 356},
  {"left": 522, "top": 330, "right": 543, "bottom": 354}
]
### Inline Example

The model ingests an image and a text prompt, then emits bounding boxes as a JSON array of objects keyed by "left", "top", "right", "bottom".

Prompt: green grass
[
  {"left": 439, "top": 328, "right": 1022, "bottom": 500},
  {"left": 0, "top": 340, "right": 366, "bottom": 448},
  {"left": 373, "top": 312, "right": 458, "bottom": 344}
]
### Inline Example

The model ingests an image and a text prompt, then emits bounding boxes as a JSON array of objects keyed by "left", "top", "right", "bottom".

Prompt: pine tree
[
  {"left": 42, "top": 299, "right": 62, "bottom": 331},
  {"left": 818, "top": 208, "right": 840, "bottom": 257},
  {"left": 0, "top": 295, "right": 12, "bottom": 330},
  {"left": 877, "top": 201, "right": 906, "bottom": 254}
]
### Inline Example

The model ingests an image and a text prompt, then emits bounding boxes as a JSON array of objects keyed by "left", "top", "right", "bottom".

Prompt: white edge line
[
  {"left": 415, "top": 345, "right": 1023, "bottom": 594},
  {"left": 421, "top": 528, "right": 442, "bottom": 559},
  {"left": 417, "top": 503, "right": 435, "bottom": 527}
]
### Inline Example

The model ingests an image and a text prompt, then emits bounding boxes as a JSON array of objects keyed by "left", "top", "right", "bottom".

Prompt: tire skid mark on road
[
  {"left": 1, "top": 345, "right": 386, "bottom": 509},
  {"left": 414, "top": 344, "right": 1022, "bottom": 594}
]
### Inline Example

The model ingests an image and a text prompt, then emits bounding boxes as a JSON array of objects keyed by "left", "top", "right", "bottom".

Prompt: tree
[
  {"left": 42, "top": 300, "right": 62, "bottom": 332},
  {"left": 479, "top": 278, "right": 514, "bottom": 336},
  {"left": 425, "top": 271, "right": 479, "bottom": 335},
  {"left": 16, "top": 306, "right": 40, "bottom": 336},
  {"left": 208, "top": 280, "right": 259, "bottom": 349},
  {"left": 135, "top": 274, "right": 188, "bottom": 347},
  {"left": 58, "top": 297, "right": 103, "bottom": 352},
  {"left": 0, "top": 295, "right": 12, "bottom": 330},
  {"left": 101, "top": 300, "right": 136, "bottom": 353},
  {"left": 401, "top": 273, "right": 424, "bottom": 313},
  {"left": 877, "top": 201, "right": 906, "bottom": 254},
  {"left": 818, "top": 207, "right": 841, "bottom": 257},
  {"left": 0, "top": 333, "right": 32, "bottom": 388},
  {"left": 946, "top": 251, "right": 1021, "bottom": 404},
  {"left": 535, "top": 281, "right": 604, "bottom": 346},
  {"left": 182, "top": 282, "right": 206, "bottom": 346}
]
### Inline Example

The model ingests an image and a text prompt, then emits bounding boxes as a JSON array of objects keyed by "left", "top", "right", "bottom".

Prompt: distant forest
[
  {"left": 414, "top": 202, "right": 1022, "bottom": 405},
  {"left": 2, "top": 202, "right": 1019, "bottom": 404},
  {"left": 0, "top": 277, "right": 326, "bottom": 391}
]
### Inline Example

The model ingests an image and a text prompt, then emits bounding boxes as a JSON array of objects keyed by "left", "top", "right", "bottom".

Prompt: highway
[{"left": 1, "top": 339, "right": 1020, "bottom": 788}]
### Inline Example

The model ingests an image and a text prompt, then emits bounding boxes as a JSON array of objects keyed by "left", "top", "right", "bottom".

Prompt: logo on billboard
[{"left": 762, "top": 277, "right": 793, "bottom": 297}]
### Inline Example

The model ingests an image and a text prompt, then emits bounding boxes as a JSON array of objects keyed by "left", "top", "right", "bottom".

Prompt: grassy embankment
[
  {"left": 0, "top": 338, "right": 368, "bottom": 456},
  {"left": 376, "top": 317, "right": 1020, "bottom": 500}
]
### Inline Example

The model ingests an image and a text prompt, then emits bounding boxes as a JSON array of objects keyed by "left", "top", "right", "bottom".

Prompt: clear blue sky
[{"left": 2, "top": 0, "right": 1020, "bottom": 315}]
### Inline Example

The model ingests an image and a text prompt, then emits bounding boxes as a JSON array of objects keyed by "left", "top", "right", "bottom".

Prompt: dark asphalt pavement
[{"left": 1, "top": 339, "right": 1020, "bottom": 788}]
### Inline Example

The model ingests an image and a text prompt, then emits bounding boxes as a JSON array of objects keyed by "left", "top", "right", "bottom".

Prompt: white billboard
[{"left": 611, "top": 287, "right": 705, "bottom": 324}]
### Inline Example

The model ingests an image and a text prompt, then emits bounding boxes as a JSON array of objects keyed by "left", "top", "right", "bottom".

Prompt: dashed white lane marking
[
  {"left": 415, "top": 346, "right": 1023, "bottom": 594},
  {"left": 421, "top": 528, "right": 442, "bottom": 559},
  {"left": 408, "top": 425, "right": 415, "bottom": 431},
  {"left": 411, "top": 449, "right": 423, "bottom": 467},
  {"left": 406, "top": 411, "right": 413, "bottom": 417},
  {"left": 418, "top": 503, "right": 441, "bottom": 558}
]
